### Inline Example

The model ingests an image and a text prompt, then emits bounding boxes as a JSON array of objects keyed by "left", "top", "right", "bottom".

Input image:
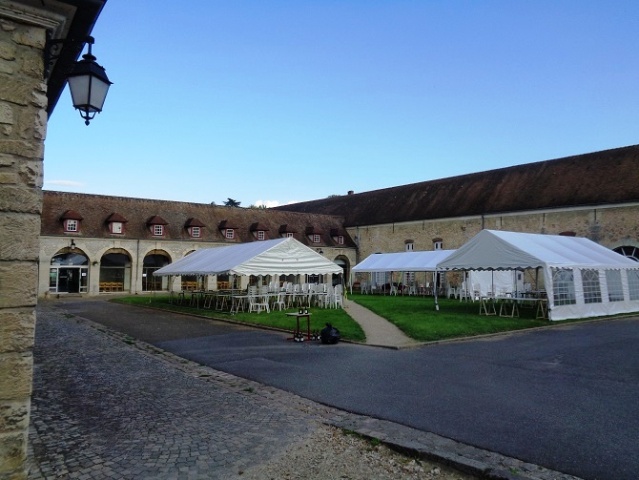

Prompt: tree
[{"left": 223, "top": 198, "right": 241, "bottom": 207}]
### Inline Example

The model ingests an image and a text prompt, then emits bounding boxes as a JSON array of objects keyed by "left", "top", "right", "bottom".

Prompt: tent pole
[{"left": 434, "top": 269, "right": 439, "bottom": 310}]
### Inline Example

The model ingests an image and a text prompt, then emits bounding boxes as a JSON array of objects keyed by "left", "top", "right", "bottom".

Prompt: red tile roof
[
  {"left": 41, "top": 191, "right": 355, "bottom": 248},
  {"left": 274, "top": 144, "right": 639, "bottom": 226}
]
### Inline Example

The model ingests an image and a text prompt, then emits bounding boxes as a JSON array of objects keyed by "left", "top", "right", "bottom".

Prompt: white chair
[
  {"left": 473, "top": 284, "right": 482, "bottom": 301},
  {"left": 273, "top": 291, "right": 286, "bottom": 311},
  {"left": 331, "top": 290, "right": 344, "bottom": 309},
  {"left": 248, "top": 287, "right": 270, "bottom": 313}
]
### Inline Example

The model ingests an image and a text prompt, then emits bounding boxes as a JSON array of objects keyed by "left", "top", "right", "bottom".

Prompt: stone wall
[
  {"left": 38, "top": 236, "right": 358, "bottom": 295},
  {"left": 348, "top": 204, "right": 639, "bottom": 284},
  {"left": 0, "top": 11, "right": 47, "bottom": 480}
]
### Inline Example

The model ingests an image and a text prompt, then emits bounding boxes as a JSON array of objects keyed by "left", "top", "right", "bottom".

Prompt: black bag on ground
[{"left": 320, "top": 323, "right": 340, "bottom": 344}]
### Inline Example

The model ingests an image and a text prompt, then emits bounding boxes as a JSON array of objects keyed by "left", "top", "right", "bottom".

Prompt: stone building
[
  {"left": 0, "top": 1, "right": 105, "bottom": 477},
  {"left": 39, "top": 191, "right": 357, "bottom": 296},
  {"left": 276, "top": 144, "right": 639, "bottom": 276},
  {"left": 39, "top": 144, "right": 639, "bottom": 298}
]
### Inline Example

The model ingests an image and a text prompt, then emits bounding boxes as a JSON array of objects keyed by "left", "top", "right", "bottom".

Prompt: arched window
[
  {"left": 613, "top": 246, "right": 639, "bottom": 262},
  {"left": 99, "top": 250, "right": 131, "bottom": 293},
  {"left": 143, "top": 252, "right": 171, "bottom": 291}
]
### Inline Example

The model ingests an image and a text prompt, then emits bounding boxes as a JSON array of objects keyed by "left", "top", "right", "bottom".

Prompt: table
[
  {"left": 479, "top": 296, "right": 497, "bottom": 315},
  {"left": 496, "top": 296, "right": 549, "bottom": 319},
  {"left": 231, "top": 294, "right": 249, "bottom": 313},
  {"left": 497, "top": 296, "right": 520, "bottom": 317},
  {"left": 286, "top": 312, "right": 312, "bottom": 341},
  {"left": 188, "top": 290, "right": 206, "bottom": 308}
]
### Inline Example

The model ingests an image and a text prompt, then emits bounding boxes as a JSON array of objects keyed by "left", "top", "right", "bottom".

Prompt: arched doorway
[
  {"left": 99, "top": 249, "right": 132, "bottom": 292},
  {"left": 50, "top": 249, "right": 89, "bottom": 294},
  {"left": 333, "top": 256, "right": 350, "bottom": 287},
  {"left": 143, "top": 250, "right": 171, "bottom": 291}
]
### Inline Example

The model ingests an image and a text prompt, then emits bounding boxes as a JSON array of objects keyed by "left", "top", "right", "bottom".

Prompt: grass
[
  {"left": 348, "top": 293, "right": 549, "bottom": 342},
  {"left": 112, "top": 292, "right": 554, "bottom": 343},
  {"left": 111, "top": 294, "right": 366, "bottom": 342}
]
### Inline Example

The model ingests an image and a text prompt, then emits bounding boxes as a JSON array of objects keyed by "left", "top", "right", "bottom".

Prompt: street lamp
[{"left": 66, "top": 37, "right": 112, "bottom": 125}]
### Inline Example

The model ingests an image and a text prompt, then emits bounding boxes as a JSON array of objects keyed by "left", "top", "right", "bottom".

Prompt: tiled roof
[
  {"left": 61, "top": 209, "right": 83, "bottom": 220},
  {"left": 250, "top": 222, "right": 269, "bottom": 231},
  {"left": 106, "top": 213, "right": 128, "bottom": 223},
  {"left": 185, "top": 218, "right": 205, "bottom": 228},
  {"left": 147, "top": 215, "right": 168, "bottom": 225},
  {"left": 41, "top": 191, "right": 355, "bottom": 248},
  {"left": 274, "top": 144, "right": 639, "bottom": 226}
]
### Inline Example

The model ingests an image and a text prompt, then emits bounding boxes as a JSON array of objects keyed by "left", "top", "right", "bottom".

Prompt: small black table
[{"left": 286, "top": 312, "right": 311, "bottom": 341}]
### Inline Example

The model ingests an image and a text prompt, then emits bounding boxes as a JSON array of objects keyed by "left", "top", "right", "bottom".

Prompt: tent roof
[
  {"left": 153, "top": 237, "right": 343, "bottom": 277},
  {"left": 353, "top": 250, "right": 455, "bottom": 272},
  {"left": 436, "top": 230, "right": 637, "bottom": 271}
]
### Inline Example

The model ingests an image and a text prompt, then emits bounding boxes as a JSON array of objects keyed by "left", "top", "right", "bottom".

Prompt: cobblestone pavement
[{"left": 28, "top": 301, "right": 580, "bottom": 480}]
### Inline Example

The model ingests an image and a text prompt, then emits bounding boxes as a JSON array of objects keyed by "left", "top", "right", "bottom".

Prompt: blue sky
[{"left": 44, "top": 1, "right": 639, "bottom": 207}]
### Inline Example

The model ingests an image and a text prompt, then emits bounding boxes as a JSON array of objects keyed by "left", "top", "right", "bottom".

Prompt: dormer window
[
  {"left": 185, "top": 218, "right": 205, "bottom": 239},
  {"left": 106, "top": 213, "right": 127, "bottom": 235},
  {"left": 279, "top": 224, "right": 296, "bottom": 238},
  {"left": 147, "top": 215, "right": 168, "bottom": 237},
  {"left": 61, "top": 210, "right": 83, "bottom": 233},
  {"left": 65, "top": 219, "right": 79, "bottom": 232},
  {"left": 306, "top": 226, "right": 322, "bottom": 244},
  {"left": 219, "top": 220, "right": 237, "bottom": 240},
  {"left": 330, "top": 228, "right": 345, "bottom": 245},
  {"left": 250, "top": 222, "right": 269, "bottom": 241}
]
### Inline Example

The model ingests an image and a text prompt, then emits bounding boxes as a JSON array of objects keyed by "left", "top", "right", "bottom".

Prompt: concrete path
[{"left": 343, "top": 298, "right": 420, "bottom": 348}]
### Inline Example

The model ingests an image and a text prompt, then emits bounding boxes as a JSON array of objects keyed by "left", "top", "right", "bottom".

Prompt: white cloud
[
  {"left": 254, "top": 199, "right": 300, "bottom": 208},
  {"left": 44, "top": 180, "right": 85, "bottom": 187}
]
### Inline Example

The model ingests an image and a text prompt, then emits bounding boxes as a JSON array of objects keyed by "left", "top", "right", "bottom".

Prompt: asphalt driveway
[{"left": 51, "top": 298, "right": 639, "bottom": 480}]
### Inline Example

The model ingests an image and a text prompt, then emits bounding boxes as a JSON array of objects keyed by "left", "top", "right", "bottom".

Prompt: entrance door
[{"left": 58, "top": 268, "right": 80, "bottom": 293}]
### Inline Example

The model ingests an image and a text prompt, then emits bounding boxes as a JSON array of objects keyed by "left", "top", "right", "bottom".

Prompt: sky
[{"left": 44, "top": 1, "right": 639, "bottom": 207}]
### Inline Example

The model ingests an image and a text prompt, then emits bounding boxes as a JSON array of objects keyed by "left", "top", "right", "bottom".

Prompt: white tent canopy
[
  {"left": 351, "top": 250, "right": 455, "bottom": 294},
  {"left": 352, "top": 250, "right": 455, "bottom": 272},
  {"left": 154, "top": 237, "right": 343, "bottom": 277},
  {"left": 437, "top": 230, "right": 639, "bottom": 321}
]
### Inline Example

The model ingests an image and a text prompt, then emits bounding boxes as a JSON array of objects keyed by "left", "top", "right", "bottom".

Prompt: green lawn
[
  {"left": 112, "top": 292, "right": 552, "bottom": 343},
  {"left": 347, "top": 293, "right": 549, "bottom": 341}
]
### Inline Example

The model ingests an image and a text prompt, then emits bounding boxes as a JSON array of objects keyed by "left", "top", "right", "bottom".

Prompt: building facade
[
  {"left": 39, "top": 145, "right": 639, "bottom": 300},
  {"left": 40, "top": 191, "right": 357, "bottom": 297},
  {"left": 277, "top": 144, "right": 639, "bottom": 271}
]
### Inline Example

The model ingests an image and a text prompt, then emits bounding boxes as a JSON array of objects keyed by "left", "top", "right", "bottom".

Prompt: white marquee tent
[
  {"left": 351, "top": 250, "right": 455, "bottom": 294},
  {"left": 352, "top": 250, "right": 455, "bottom": 273},
  {"left": 436, "top": 230, "right": 639, "bottom": 321},
  {"left": 154, "top": 237, "right": 343, "bottom": 279}
]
